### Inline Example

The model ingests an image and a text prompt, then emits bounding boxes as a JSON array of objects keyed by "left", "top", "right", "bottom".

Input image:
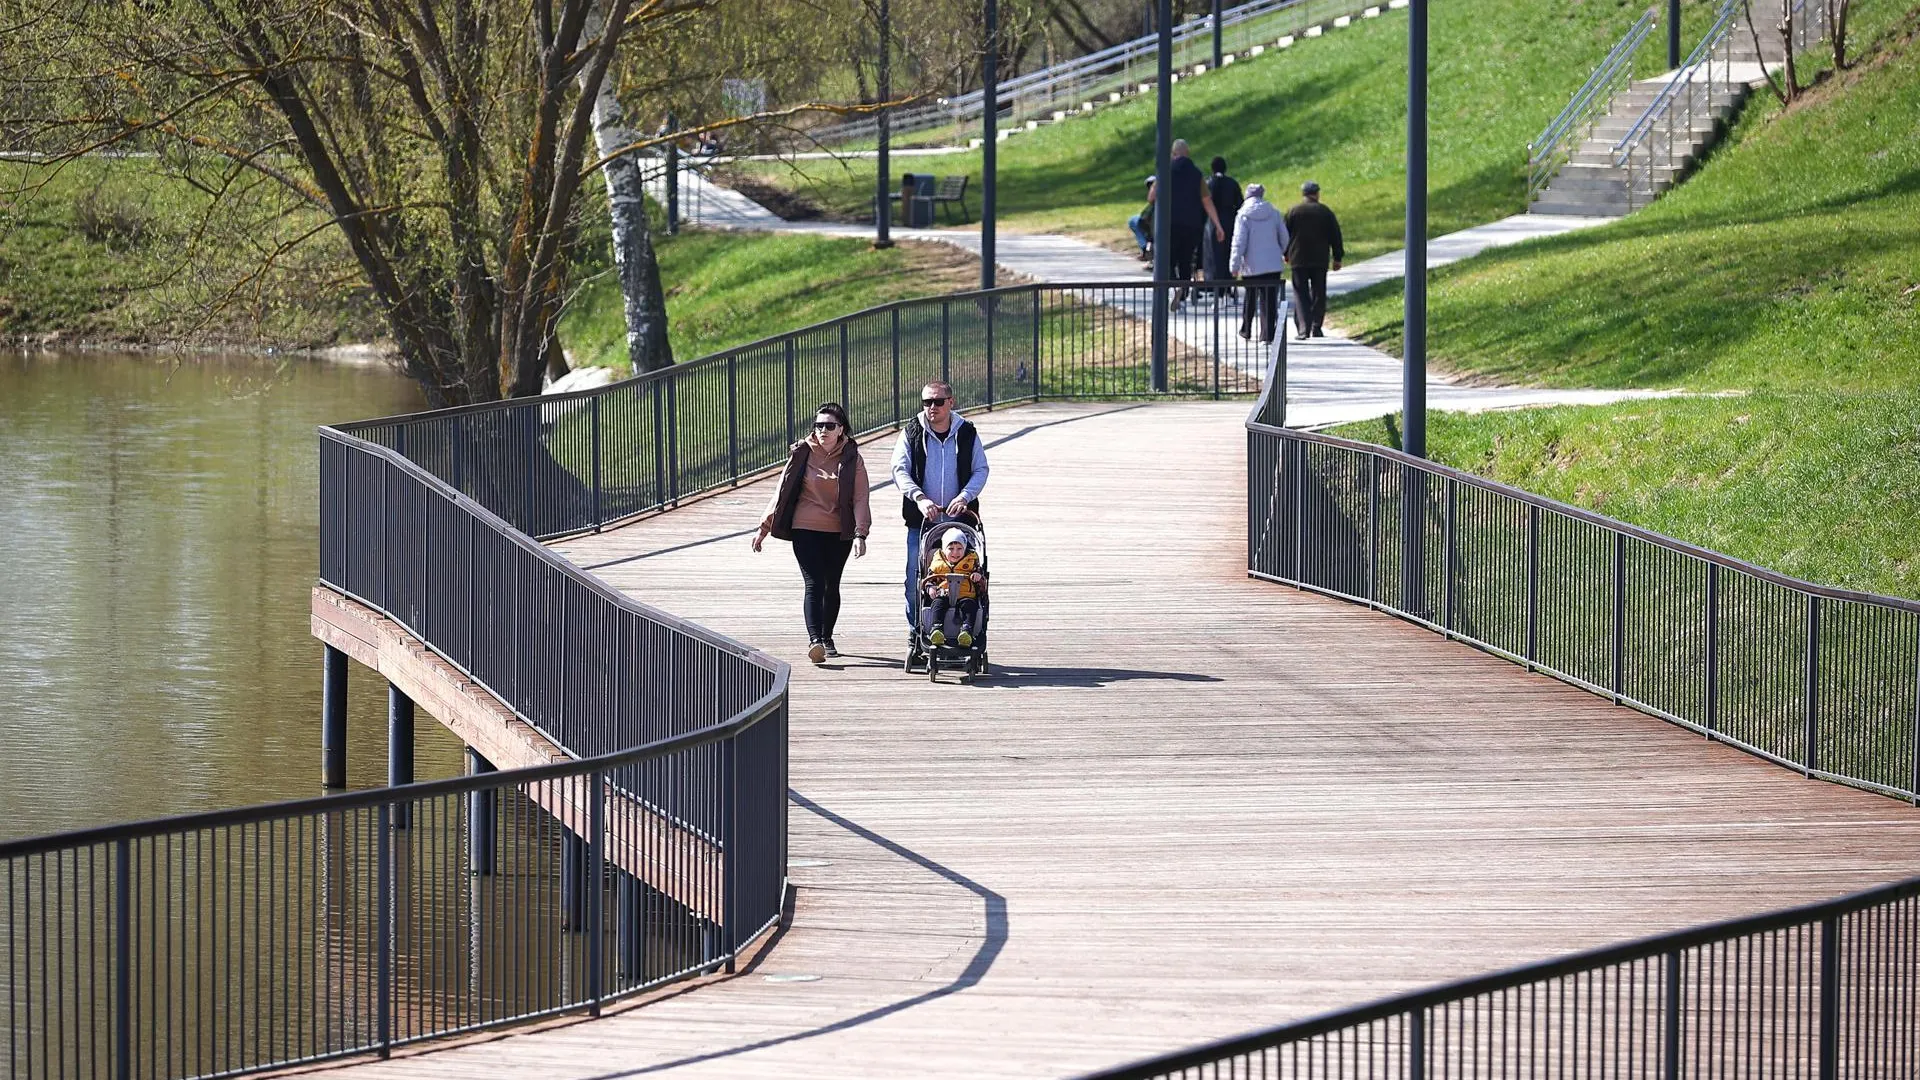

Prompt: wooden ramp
[{"left": 312, "top": 401, "right": 1920, "bottom": 1079}]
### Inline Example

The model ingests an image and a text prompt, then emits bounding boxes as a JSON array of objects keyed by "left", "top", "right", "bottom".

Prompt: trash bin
[{"left": 898, "top": 173, "right": 934, "bottom": 227}]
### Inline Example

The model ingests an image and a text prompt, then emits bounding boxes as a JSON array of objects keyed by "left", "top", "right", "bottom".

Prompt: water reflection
[{"left": 0, "top": 351, "right": 464, "bottom": 841}]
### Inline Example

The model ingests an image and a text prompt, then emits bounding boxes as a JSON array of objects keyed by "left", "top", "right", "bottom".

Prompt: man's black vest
[{"left": 900, "top": 415, "right": 982, "bottom": 527}]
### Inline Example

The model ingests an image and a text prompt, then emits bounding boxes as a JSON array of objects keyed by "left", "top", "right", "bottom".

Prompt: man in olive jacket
[{"left": 1283, "top": 180, "right": 1345, "bottom": 340}]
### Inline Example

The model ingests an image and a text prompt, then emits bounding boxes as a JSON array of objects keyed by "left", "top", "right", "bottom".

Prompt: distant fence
[{"left": 810, "top": 0, "right": 1390, "bottom": 145}]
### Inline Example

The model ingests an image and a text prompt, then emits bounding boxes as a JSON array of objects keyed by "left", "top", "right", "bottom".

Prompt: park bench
[{"left": 889, "top": 174, "right": 972, "bottom": 226}]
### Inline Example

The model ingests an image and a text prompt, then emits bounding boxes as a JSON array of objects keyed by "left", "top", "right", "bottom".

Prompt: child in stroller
[
  {"left": 924, "top": 527, "right": 983, "bottom": 647},
  {"left": 907, "top": 519, "right": 989, "bottom": 679}
]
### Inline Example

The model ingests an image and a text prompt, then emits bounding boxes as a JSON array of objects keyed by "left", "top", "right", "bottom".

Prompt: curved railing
[{"left": 0, "top": 280, "right": 1255, "bottom": 1079}]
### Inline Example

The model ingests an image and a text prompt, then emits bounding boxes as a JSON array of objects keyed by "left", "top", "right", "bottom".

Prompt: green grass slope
[
  {"left": 559, "top": 231, "right": 992, "bottom": 372},
  {"left": 1330, "top": 13, "right": 1920, "bottom": 597},
  {"left": 740, "top": 0, "right": 1710, "bottom": 258}
]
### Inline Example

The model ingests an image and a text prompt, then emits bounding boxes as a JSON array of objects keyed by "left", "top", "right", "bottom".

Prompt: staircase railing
[
  {"left": 809, "top": 0, "right": 1385, "bottom": 145},
  {"left": 1611, "top": 0, "right": 1827, "bottom": 210},
  {"left": 1526, "top": 9, "right": 1656, "bottom": 204}
]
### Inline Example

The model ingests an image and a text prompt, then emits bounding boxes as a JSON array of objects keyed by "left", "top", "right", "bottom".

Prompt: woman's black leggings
[{"left": 791, "top": 529, "right": 854, "bottom": 642}]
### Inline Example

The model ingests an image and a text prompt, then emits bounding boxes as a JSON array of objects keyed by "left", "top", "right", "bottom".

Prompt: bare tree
[
  {"left": 1825, "top": 0, "right": 1851, "bottom": 70},
  {"left": 1744, "top": 0, "right": 1801, "bottom": 104}
]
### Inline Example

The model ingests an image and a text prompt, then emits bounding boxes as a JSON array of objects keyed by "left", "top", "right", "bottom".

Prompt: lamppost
[
  {"left": 875, "top": 0, "right": 893, "bottom": 249},
  {"left": 1150, "top": 0, "right": 1173, "bottom": 392},
  {"left": 1668, "top": 0, "right": 1681, "bottom": 67},
  {"left": 1213, "top": 0, "right": 1224, "bottom": 69},
  {"left": 1403, "top": 0, "right": 1427, "bottom": 459},
  {"left": 981, "top": 0, "right": 998, "bottom": 290}
]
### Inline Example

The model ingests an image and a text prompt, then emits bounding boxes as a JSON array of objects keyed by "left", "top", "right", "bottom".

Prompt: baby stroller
[{"left": 906, "top": 515, "right": 990, "bottom": 682}]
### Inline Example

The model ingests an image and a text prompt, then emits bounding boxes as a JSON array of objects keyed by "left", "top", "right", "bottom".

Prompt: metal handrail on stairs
[
  {"left": 1526, "top": 9, "right": 1656, "bottom": 204},
  {"left": 1611, "top": 0, "right": 1826, "bottom": 210}
]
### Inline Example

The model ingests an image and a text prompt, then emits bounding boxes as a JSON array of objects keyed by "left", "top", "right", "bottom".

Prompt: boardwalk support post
[
  {"left": 1818, "top": 916, "right": 1839, "bottom": 1080},
  {"left": 388, "top": 683, "right": 414, "bottom": 829},
  {"left": 1706, "top": 562, "right": 1721, "bottom": 736},
  {"left": 113, "top": 837, "right": 131, "bottom": 1080},
  {"left": 1409, "top": 1008, "right": 1427, "bottom": 1080},
  {"left": 322, "top": 644, "right": 348, "bottom": 789},
  {"left": 1805, "top": 595, "right": 1821, "bottom": 776},
  {"left": 377, "top": 803, "right": 393, "bottom": 1058},
  {"left": 468, "top": 748, "right": 496, "bottom": 876}
]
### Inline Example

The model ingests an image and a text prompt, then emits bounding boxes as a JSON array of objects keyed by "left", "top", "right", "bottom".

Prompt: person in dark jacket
[
  {"left": 752, "top": 402, "right": 873, "bottom": 664},
  {"left": 1146, "top": 139, "right": 1226, "bottom": 308},
  {"left": 1283, "top": 180, "right": 1345, "bottom": 339},
  {"left": 1203, "top": 156, "right": 1243, "bottom": 298}
]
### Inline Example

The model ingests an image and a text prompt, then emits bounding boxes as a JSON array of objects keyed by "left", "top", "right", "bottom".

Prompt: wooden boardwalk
[{"left": 315, "top": 401, "right": 1920, "bottom": 1079}]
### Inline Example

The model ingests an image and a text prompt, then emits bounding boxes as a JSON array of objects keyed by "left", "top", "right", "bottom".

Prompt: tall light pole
[
  {"left": 875, "top": 0, "right": 893, "bottom": 249},
  {"left": 1212, "top": 0, "right": 1224, "bottom": 69},
  {"left": 1403, "top": 0, "right": 1427, "bottom": 459},
  {"left": 1150, "top": 0, "right": 1173, "bottom": 392},
  {"left": 981, "top": 0, "right": 998, "bottom": 290},
  {"left": 1668, "top": 0, "right": 1681, "bottom": 68}
]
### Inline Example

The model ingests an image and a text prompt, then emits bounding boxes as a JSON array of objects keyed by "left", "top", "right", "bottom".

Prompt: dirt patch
[
  {"left": 891, "top": 239, "right": 1030, "bottom": 291},
  {"left": 713, "top": 169, "right": 864, "bottom": 224}
]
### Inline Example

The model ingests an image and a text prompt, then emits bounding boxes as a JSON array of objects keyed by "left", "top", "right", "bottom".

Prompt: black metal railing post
[
  {"left": 1408, "top": 1007, "right": 1427, "bottom": 1080},
  {"left": 523, "top": 406, "right": 537, "bottom": 533},
  {"left": 784, "top": 338, "right": 797, "bottom": 445},
  {"left": 590, "top": 396, "right": 603, "bottom": 531},
  {"left": 667, "top": 378, "right": 681, "bottom": 508},
  {"left": 940, "top": 300, "right": 952, "bottom": 387},
  {"left": 985, "top": 295, "right": 997, "bottom": 407},
  {"left": 377, "top": 802, "right": 393, "bottom": 1058},
  {"left": 1612, "top": 531, "right": 1627, "bottom": 702},
  {"left": 1805, "top": 595, "right": 1821, "bottom": 775},
  {"left": 1526, "top": 504, "right": 1540, "bottom": 666},
  {"left": 1818, "top": 916, "right": 1839, "bottom": 1080},
  {"left": 1367, "top": 457, "right": 1380, "bottom": 603},
  {"left": 727, "top": 357, "right": 740, "bottom": 483},
  {"left": 840, "top": 322, "right": 852, "bottom": 408},
  {"left": 113, "top": 837, "right": 132, "bottom": 1080},
  {"left": 1663, "top": 949, "right": 1682, "bottom": 1080},
  {"left": 721, "top": 735, "right": 740, "bottom": 974},
  {"left": 651, "top": 381, "right": 668, "bottom": 511},
  {"left": 450, "top": 413, "right": 465, "bottom": 493},
  {"left": 1031, "top": 288, "right": 1044, "bottom": 402},
  {"left": 588, "top": 769, "right": 605, "bottom": 1016},
  {"left": 1706, "top": 562, "right": 1721, "bottom": 736},
  {"left": 892, "top": 308, "right": 903, "bottom": 426},
  {"left": 1442, "top": 477, "right": 1456, "bottom": 633},
  {"left": 1912, "top": 635, "right": 1920, "bottom": 806}
]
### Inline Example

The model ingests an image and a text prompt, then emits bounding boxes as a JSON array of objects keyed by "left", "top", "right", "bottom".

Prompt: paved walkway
[
  {"left": 674, "top": 172, "right": 1646, "bottom": 424},
  {"left": 316, "top": 401, "right": 1920, "bottom": 1079}
]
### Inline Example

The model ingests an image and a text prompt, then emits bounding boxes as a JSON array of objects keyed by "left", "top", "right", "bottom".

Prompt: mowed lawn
[
  {"left": 1329, "top": 13, "right": 1920, "bottom": 597},
  {"left": 735, "top": 0, "right": 1714, "bottom": 258}
]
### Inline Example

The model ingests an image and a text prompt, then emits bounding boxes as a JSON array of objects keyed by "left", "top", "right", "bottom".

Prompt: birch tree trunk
[{"left": 583, "top": 3, "right": 674, "bottom": 374}]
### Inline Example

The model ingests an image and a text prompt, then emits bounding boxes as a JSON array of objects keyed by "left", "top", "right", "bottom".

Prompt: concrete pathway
[{"left": 676, "top": 170, "right": 1647, "bottom": 424}]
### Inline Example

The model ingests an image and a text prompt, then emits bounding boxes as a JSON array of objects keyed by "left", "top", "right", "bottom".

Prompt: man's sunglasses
[
  {"left": 812, "top": 420, "right": 842, "bottom": 431},
  {"left": 922, "top": 396, "right": 950, "bottom": 407}
]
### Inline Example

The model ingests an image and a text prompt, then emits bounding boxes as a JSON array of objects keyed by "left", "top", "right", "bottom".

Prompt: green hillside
[
  {"left": 1331, "top": 10, "right": 1920, "bottom": 597},
  {"left": 738, "top": 0, "right": 1712, "bottom": 259}
]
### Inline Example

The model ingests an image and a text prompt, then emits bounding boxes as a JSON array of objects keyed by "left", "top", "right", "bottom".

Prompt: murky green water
[{"left": 0, "top": 352, "right": 465, "bottom": 843}]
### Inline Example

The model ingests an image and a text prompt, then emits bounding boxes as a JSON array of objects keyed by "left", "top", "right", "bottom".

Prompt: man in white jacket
[{"left": 1228, "top": 183, "right": 1291, "bottom": 344}]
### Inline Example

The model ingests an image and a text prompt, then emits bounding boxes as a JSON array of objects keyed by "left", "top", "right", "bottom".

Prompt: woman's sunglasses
[{"left": 812, "top": 420, "right": 842, "bottom": 431}]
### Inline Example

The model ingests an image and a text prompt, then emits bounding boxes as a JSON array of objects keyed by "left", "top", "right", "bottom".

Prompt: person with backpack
[{"left": 890, "top": 380, "right": 990, "bottom": 641}]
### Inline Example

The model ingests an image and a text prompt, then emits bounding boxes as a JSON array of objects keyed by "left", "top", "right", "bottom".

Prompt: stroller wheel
[{"left": 927, "top": 658, "right": 939, "bottom": 683}]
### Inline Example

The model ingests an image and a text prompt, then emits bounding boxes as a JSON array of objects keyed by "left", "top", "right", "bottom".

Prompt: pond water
[{"left": 0, "top": 351, "right": 465, "bottom": 843}]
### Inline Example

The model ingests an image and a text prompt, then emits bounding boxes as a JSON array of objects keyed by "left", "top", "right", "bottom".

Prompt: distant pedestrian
[
  {"left": 1203, "top": 156, "right": 1243, "bottom": 296},
  {"left": 1229, "top": 183, "right": 1290, "bottom": 344},
  {"left": 1283, "top": 180, "right": 1344, "bottom": 339},
  {"left": 1146, "top": 139, "right": 1226, "bottom": 308},
  {"left": 752, "top": 402, "right": 872, "bottom": 665},
  {"left": 1126, "top": 176, "right": 1155, "bottom": 261}
]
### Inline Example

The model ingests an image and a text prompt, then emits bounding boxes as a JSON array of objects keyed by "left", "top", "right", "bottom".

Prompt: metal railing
[
  {"left": 810, "top": 0, "right": 1390, "bottom": 145},
  {"left": 1526, "top": 9, "right": 1656, "bottom": 203},
  {"left": 1083, "top": 875, "right": 1920, "bottom": 1078},
  {"left": 349, "top": 281, "right": 1268, "bottom": 542},
  {"left": 1611, "top": 0, "right": 1827, "bottom": 210},
  {"left": 1246, "top": 419, "right": 1920, "bottom": 808}
]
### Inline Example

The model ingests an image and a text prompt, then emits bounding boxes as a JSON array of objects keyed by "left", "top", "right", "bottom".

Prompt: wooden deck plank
[{"left": 308, "top": 401, "right": 1920, "bottom": 1079}]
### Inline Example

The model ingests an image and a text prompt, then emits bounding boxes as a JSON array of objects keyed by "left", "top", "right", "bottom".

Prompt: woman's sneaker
[
  {"left": 957, "top": 630, "right": 973, "bottom": 647},
  {"left": 929, "top": 628, "right": 946, "bottom": 646},
  {"left": 822, "top": 638, "right": 840, "bottom": 658},
  {"left": 807, "top": 640, "right": 826, "bottom": 665}
]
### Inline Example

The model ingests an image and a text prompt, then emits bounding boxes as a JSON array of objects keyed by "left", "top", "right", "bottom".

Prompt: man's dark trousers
[{"left": 1291, "top": 265, "right": 1329, "bottom": 336}]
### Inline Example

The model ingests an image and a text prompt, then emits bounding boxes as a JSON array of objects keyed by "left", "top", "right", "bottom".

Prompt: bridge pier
[
  {"left": 561, "top": 831, "right": 591, "bottom": 931},
  {"left": 388, "top": 683, "right": 414, "bottom": 829},
  {"left": 467, "top": 748, "right": 496, "bottom": 876},
  {"left": 321, "top": 645, "right": 349, "bottom": 788}
]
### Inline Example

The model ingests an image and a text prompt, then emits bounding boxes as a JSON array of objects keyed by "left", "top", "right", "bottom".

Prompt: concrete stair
[{"left": 1530, "top": 9, "right": 1812, "bottom": 216}]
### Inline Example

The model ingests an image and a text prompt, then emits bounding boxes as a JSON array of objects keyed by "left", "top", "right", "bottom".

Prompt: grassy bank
[
  {"left": 1326, "top": 13, "right": 1920, "bottom": 598},
  {"left": 0, "top": 160, "right": 381, "bottom": 348},
  {"left": 735, "top": 0, "right": 1710, "bottom": 258},
  {"left": 558, "top": 231, "right": 996, "bottom": 373}
]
